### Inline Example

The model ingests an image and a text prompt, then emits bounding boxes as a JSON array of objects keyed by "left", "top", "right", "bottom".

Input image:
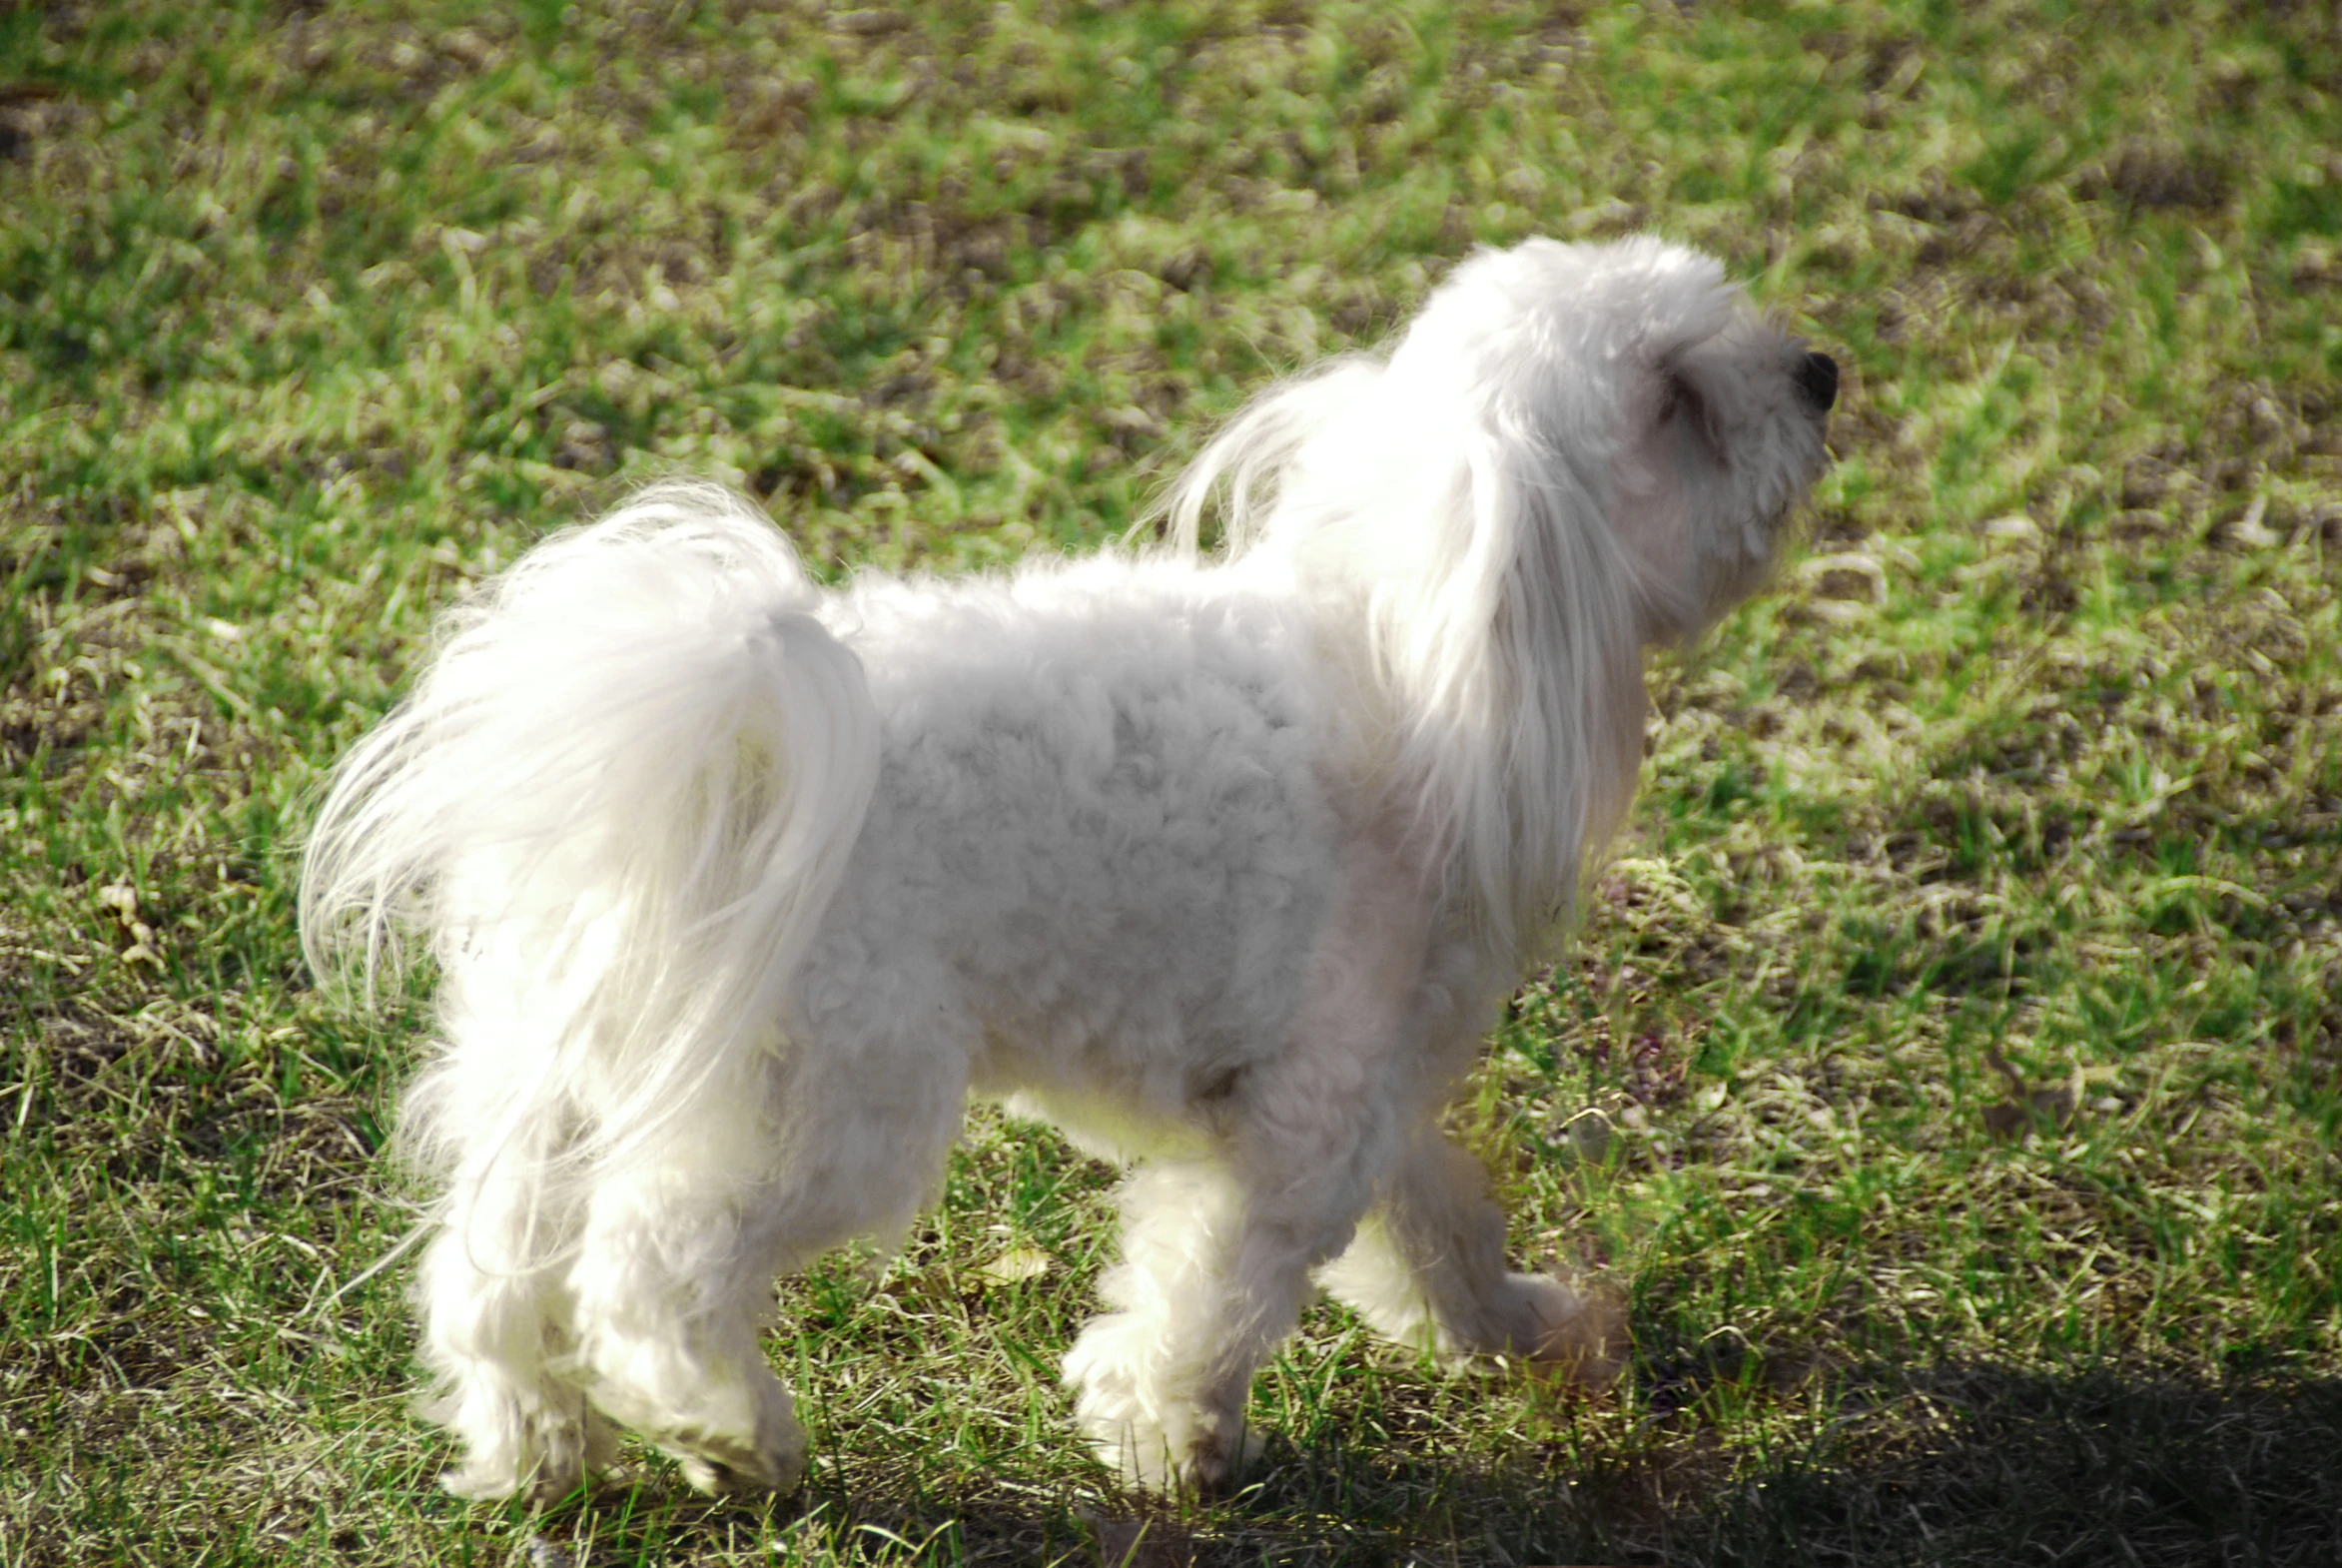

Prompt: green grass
[{"left": 4, "top": 0, "right": 2339, "bottom": 1562}]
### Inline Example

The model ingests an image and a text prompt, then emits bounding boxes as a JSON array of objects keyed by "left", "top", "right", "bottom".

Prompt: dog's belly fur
[{"left": 797, "top": 559, "right": 1348, "bottom": 1152}]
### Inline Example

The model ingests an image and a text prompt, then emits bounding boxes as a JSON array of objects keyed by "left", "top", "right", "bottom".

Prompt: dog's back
[{"left": 799, "top": 555, "right": 1344, "bottom": 1142}]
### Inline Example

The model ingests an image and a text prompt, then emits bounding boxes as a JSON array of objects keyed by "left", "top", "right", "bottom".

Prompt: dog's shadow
[
  {"left": 500, "top": 1355, "right": 2342, "bottom": 1566},
  {"left": 1242, "top": 1354, "right": 2342, "bottom": 1566}
]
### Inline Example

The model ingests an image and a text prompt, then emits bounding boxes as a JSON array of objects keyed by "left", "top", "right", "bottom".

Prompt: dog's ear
[
  {"left": 1625, "top": 252, "right": 1738, "bottom": 468},
  {"left": 1654, "top": 363, "right": 1727, "bottom": 469},
  {"left": 1609, "top": 331, "right": 1745, "bottom": 643}
]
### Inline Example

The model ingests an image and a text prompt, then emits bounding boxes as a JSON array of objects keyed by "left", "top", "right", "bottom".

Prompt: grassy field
[{"left": 4, "top": 0, "right": 2339, "bottom": 1562}]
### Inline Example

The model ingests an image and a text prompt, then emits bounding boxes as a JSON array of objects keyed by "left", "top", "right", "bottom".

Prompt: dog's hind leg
[
  {"left": 565, "top": 1156, "right": 806, "bottom": 1495},
  {"left": 414, "top": 1132, "right": 612, "bottom": 1502},
  {"left": 566, "top": 1039, "right": 968, "bottom": 1495},
  {"left": 1316, "top": 1124, "right": 1625, "bottom": 1383}
]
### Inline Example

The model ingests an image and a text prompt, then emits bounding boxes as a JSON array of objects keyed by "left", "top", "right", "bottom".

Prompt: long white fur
[{"left": 303, "top": 235, "right": 1833, "bottom": 1499}]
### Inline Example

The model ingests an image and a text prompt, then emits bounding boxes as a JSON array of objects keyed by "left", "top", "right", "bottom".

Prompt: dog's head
[
  {"left": 1164, "top": 236, "right": 1836, "bottom": 956},
  {"left": 1390, "top": 236, "right": 1836, "bottom": 645}
]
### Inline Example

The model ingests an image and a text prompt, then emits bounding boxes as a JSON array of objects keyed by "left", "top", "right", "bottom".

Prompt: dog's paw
[
  {"left": 1169, "top": 1418, "right": 1265, "bottom": 1497},
  {"left": 439, "top": 1461, "right": 529, "bottom": 1502},
  {"left": 438, "top": 1451, "right": 601, "bottom": 1506},
  {"left": 1078, "top": 1415, "right": 1264, "bottom": 1497},
  {"left": 1520, "top": 1269, "right": 1628, "bottom": 1389},
  {"left": 661, "top": 1414, "right": 809, "bottom": 1496},
  {"left": 437, "top": 1402, "right": 616, "bottom": 1504},
  {"left": 521, "top": 1460, "right": 592, "bottom": 1508},
  {"left": 1065, "top": 1313, "right": 1259, "bottom": 1495}
]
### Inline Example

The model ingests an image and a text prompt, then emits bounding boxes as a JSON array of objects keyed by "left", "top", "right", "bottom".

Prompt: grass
[{"left": 2, "top": 0, "right": 2339, "bottom": 1562}]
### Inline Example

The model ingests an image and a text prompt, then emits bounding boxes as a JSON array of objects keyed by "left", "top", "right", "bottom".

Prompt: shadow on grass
[
  {"left": 1612, "top": 1363, "right": 2342, "bottom": 1568},
  {"left": 502, "top": 1365, "right": 2342, "bottom": 1567}
]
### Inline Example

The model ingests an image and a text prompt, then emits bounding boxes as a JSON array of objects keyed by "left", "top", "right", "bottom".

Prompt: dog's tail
[{"left": 301, "top": 481, "right": 880, "bottom": 1170}]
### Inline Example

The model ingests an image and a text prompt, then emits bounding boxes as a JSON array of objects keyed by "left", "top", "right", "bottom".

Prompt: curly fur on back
[{"left": 303, "top": 236, "right": 1834, "bottom": 1498}]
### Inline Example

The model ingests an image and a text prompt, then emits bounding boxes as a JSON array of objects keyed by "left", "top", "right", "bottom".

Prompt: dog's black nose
[{"left": 1795, "top": 351, "right": 1839, "bottom": 412}]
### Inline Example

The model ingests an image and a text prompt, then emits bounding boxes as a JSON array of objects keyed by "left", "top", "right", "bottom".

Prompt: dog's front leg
[
  {"left": 1317, "top": 1124, "right": 1626, "bottom": 1382},
  {"left": 1063, "top": 824, "right": 1433, "bottom": 1492},
  {"left": 1062, "top": 1120, "right": 1385, "bottom": 1495},
  {"left": 1060, "top": 1158, "right": 1260, "bottom": 1490}
]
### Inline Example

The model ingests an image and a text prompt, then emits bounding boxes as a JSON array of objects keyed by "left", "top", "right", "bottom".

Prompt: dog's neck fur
[
  {"left": 1347, "top": 467, "right": 1650, "bottom": 971},
  {"left": 1219, "top": 445, "right": 1650, "bottom": 971}
]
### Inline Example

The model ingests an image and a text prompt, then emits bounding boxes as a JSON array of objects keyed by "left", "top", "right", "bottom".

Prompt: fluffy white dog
[{"left": 303, "top": 235, "right": 1836, "bottom": 1500}]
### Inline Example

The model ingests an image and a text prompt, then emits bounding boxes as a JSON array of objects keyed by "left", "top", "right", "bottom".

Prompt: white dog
[{"left": 302, "top": 236, "right": 1836, "bottom": 1501}]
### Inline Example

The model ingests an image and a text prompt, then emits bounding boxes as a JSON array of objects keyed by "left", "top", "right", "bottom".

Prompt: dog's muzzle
[{"left": 1795, "top": 352, "right": 1839, "bottom": 413}]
